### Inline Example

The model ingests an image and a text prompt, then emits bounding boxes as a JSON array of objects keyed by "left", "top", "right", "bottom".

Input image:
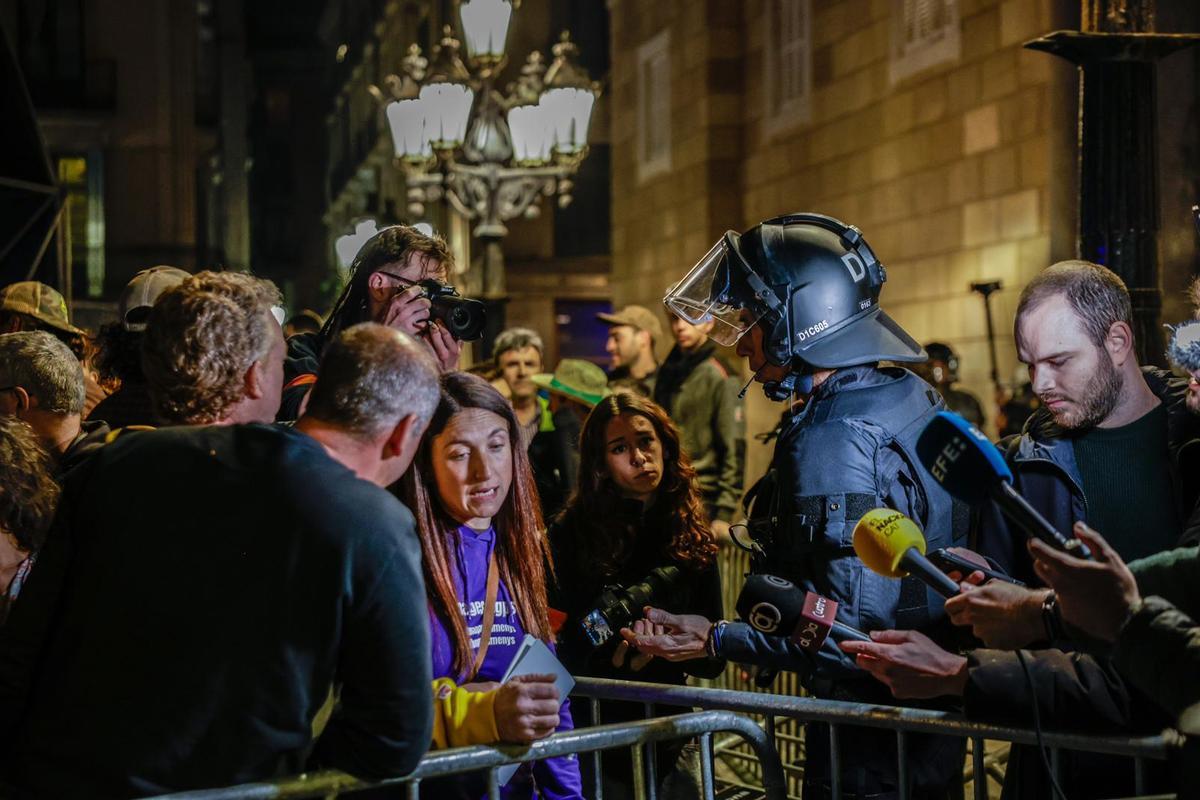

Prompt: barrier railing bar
[
  {"left": 896, "top": 730, "right": 909, "bottom": 800},
  {"left": 700, "top": 732, "right": 715, "bottom": 800},
  {"left": 829, "top": 724, "right": 842, "bottom": 800},
  {"left": 573, "top": 678, "right": 1175, "bottom": 761},
  {"left": 405, "top": 780, "right": 419, "bottom": 800},
  {"left": 486, "top": 768, "right": 501, "bottom": 800},
  {"left": 971, "top": 736, "right": 986, "bottom": 800},
  {"left": 643, "top": 702, "right": 658, "bottom": 800},
  {"left": 765, "top": 713, "right": 777, "bottom": 755},
  {"left": 715, "top": 748, "right": 802, "bottom": 771},
  {"left": 591, "top": 697, "right": 604, "bottom": 800},
  {"left": 145, "top": 711, "right": 785, "bottom": 800},
  {"left": 632, "top": 744, "right": 646, "bottom": 800},
  {"left": 1135, "top": 757, "right": 1147, "bottom": 795},
  {"left": 1051, "top": 747, "right": 1062, "bottom": 786}
]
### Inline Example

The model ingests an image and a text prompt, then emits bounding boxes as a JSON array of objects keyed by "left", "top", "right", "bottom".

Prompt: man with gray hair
[
  {"left": 492, "top": 326, "right": 574, "bottom": 519},
  {"left": 0, "top": 331, "right": 110, "bottom": 474},
  {"left": 0, "top": 323, "right": 441, "bottom": 796}
]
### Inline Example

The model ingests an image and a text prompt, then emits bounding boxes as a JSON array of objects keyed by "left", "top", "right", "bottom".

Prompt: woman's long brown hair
[
  {"left": 559, "top": 391, "right": 717, "bottom": 576},
  {"left": 401, "top": 372, "right": 553, "bottom": 679}
]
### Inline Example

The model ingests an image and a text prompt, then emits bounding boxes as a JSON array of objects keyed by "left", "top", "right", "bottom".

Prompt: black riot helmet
[
  {"left": 665, "top": 213, "right": 925, "bottom": 396},
  {"left": 923, "top": 341, "right": 960, "bottom": 383}
]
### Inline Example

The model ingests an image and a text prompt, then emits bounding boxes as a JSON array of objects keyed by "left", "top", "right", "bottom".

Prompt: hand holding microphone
[
  {"left": 852, "top": 508, "right": 962, "bottom": 598},
  {"left": 853, "top": 507, "right": 1050, "bottom": 646},
  {"left": 916, "top": 411, "right": 1092, "bottom": 560}
]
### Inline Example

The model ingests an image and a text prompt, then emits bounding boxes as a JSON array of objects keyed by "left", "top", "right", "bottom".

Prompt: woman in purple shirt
[{"left": 402, "top": 372, "right": 583, "bottom": 800}]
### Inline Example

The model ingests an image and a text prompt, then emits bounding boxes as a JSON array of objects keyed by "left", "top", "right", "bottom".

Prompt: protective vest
[{"left": 744, "top": 366, "right": 969, "bottom": 636}]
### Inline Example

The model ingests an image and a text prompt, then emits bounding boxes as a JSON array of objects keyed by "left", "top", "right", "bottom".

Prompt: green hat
[
  {"left": 532, "top": 358, "right": 611, "bottom": 408},
  {"left": 0, "top": 281, "right": 83, "bottom": 335}
]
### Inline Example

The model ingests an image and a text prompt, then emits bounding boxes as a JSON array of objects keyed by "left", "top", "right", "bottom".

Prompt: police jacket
[{"left": 721, "top": 365, "right": 968, "bottom": 690}]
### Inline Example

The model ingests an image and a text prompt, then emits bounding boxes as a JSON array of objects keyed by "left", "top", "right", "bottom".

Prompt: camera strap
[{"left": 469, "top": 551, "right": 501, "bottom": 681}]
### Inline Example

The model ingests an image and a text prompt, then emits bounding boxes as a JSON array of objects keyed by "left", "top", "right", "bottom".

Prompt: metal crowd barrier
[
  {"left": 145, "top": 710, "right": 787, "bottom": 800},
  {"left": 572, "top": 677, "right": 1181, "bottom": 800}
]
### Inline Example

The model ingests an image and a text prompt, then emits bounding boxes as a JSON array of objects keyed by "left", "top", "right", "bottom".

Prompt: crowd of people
[{"left": 0, "top": 218, "right": 1198, "bottom": 800}]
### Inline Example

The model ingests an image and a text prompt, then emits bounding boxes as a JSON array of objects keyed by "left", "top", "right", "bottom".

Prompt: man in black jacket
[
  {"left": 0, "top": 323, "right": 441, "bottom": 798},
  {"left": 842, "top": 263, "right": 1200, "bottom": 799}
]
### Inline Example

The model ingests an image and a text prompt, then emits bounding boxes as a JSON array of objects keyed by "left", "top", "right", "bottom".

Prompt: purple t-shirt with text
[{"left": 429, "top": 525, "right": 582, "bottom": 800}]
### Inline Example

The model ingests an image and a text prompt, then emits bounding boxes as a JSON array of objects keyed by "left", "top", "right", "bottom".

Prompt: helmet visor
[{"left": 664, "top": 234, "right": 768, "bottom": 346}]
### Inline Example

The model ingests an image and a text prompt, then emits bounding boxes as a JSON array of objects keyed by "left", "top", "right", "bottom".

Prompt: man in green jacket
[{"left": 653, "top": 310, "right": 745, "bottom": 535}]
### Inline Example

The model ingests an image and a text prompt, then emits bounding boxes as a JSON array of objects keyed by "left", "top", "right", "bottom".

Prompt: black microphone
[
  {"left": 735, "top": 575, "right": 870, "bottom": 654},
  {"left": 737, "top": 364, "right": 766, "bottom": 400},
  {"left": 916, "top": 411, "right": 1092, "bottom": 559}
]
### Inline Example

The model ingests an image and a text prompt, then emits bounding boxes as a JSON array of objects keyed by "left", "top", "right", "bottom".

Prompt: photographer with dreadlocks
[{"left": 279, "top": 225, "right": 463, "bottom": 421}]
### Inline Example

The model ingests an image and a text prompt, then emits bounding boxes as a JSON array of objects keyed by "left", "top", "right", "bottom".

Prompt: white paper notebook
[{"left": 495, "top": 634, "right": 576, "bottom": 785}]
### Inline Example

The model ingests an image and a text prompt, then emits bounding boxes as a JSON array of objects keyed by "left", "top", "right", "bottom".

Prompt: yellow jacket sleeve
[{"left": 430, "top": 678, "right": 500, "bottom": 749}]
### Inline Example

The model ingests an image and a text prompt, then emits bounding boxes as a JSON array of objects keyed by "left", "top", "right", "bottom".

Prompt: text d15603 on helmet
[{"left": 665, "top": 213, "right": 926, "bottom": 373}]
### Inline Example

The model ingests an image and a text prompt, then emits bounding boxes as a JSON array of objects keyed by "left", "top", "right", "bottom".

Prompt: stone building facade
[{"left": 609, "top": 0, "right": 1200, "bottom": 482}]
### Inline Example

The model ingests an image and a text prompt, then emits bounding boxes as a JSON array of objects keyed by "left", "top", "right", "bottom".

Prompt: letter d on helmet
[{"left": 665, "top": 213, "right": 926, "bottom": 373}]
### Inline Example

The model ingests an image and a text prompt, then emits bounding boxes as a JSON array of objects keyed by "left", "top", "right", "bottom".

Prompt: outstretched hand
[
  {"left": 1028, "top": 522, "right": 1139, "bottom": 643},
  {"left": 611, "top": 618, "right": 658, "bottom": 671},
  {"left": 839, "top": 629, "right": 968, "bottom": 699},
  {"left": 620, "top": 607, "right": 712, "bottom": 662},
  {"left": 943, "top": 578, "right": 1049, "bottom": 649}
]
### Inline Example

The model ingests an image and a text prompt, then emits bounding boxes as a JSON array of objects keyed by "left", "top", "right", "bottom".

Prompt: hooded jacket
[{"left": 428, "top": 525, "right": 582, "bottom": 800}]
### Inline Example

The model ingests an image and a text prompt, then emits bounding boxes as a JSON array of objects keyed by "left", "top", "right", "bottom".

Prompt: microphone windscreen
[
  {"left": 916, "top": 411, "right": 1013, "bottom": 503},
  {"left": 792, "top": 591, "right": 839, "bottom": 652},
  {"left": 853, "top": 508, "right": 928, "bottom": 578},
  {"left": 735, "top": 574, "right": 806, "bottom": 637}
]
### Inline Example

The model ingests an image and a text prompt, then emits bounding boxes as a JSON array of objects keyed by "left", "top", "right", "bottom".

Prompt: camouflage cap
[{"left": 0, "top": 281, "right": 83, "bottom": 335}]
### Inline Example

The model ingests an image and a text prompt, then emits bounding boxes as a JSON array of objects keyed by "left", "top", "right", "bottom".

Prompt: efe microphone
[
  {"left": 852, "top": 509, "right": 961, "bottom": 598},
  {"left": 916, "top": 411, "right": 1092, "bottom": 559}
]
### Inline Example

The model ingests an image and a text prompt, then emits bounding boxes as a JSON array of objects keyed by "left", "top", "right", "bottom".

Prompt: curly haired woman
[{"left": 548, "top": 391, "right": 724, "bottom": 799}]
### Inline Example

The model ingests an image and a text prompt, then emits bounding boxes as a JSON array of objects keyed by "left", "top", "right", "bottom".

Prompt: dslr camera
[
  {"left": 579, "top": 566, "right": 684, "bottom": 647},
  {"left": 417, "top": 279, "right": 486, "bottom": 341}
]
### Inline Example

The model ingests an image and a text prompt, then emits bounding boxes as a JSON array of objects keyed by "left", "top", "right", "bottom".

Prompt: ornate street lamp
[
  {"left": 335, "top": 218, "right": 380, "bottom": 270},
  {"left": 335, "top": 217, "right": 436, "bottom": 270},
  {"left": 377, "top": 1, "right": 600, "bottom": 306}
]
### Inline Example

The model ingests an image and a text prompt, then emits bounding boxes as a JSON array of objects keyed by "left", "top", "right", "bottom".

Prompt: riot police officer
[{"left": 629, "top": 213, "right": 968, "bottom": 799}]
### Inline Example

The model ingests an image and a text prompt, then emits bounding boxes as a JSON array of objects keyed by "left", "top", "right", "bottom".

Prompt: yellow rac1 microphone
[{"left": 852, "top": 508, "right": 960, "bottom": 598}]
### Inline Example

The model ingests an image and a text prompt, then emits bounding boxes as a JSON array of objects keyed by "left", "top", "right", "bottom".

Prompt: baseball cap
[
  {"left": 596, "top": 304, "right": 663, "bottom": 343},
  {"left": 119, "top": 267, "right": 190, "bottom": 331},
  {"left": 531, "top": 359, "right": 612, "bottom": 408},
  {"left": 0, "top": 281, "right": 84, "bottom": 335}
]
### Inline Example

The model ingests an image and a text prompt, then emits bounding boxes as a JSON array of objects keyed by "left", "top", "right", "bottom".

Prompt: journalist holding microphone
[{"left": 840, "top": 268, "right": 1200, "bottom": 799}]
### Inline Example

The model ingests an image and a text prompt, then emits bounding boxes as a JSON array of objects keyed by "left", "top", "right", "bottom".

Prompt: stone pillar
[{"left": 1027, "top": 1, "right": 1200, "bottom": 365}]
